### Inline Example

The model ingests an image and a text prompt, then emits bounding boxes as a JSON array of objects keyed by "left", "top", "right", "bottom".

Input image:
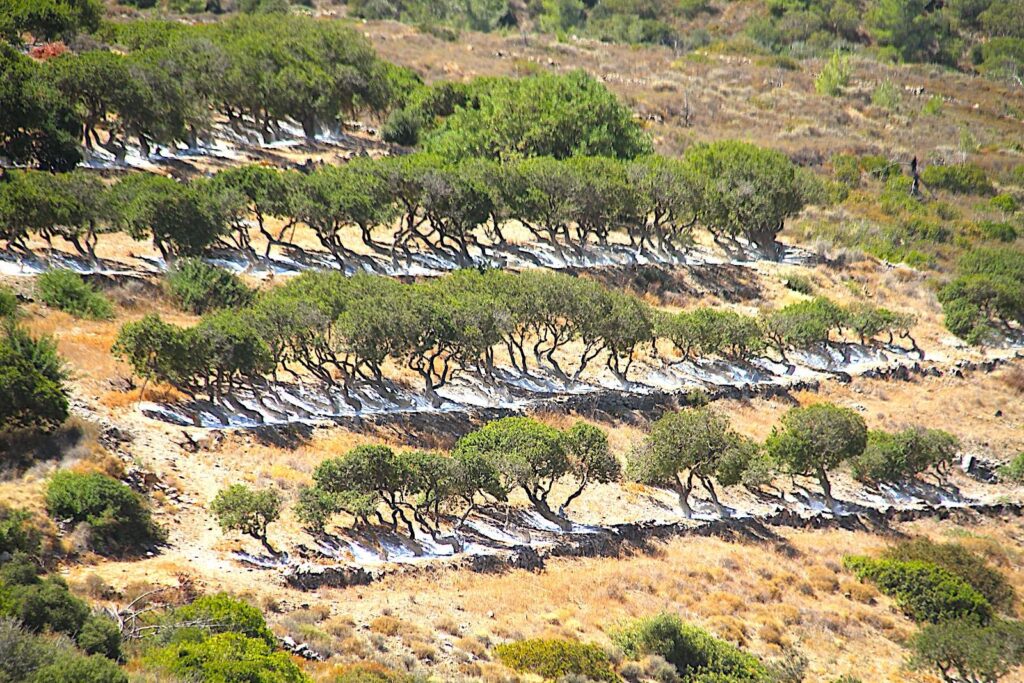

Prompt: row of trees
[
  {"left": 1, "top": 141, "right": 819, "bottom": 264},
  {"left": 215, "top": 404, "right": 958, "bottom": 550},
  {"left": 113, "top": 268, "right": 916, "bottom": 407},
  {"left": 1, "top": 15, "right": 411, "bottom": 170}
]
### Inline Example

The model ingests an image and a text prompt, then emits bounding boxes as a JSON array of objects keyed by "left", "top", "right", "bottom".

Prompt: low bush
[
  {"left": 843, "top": 556, "right": 993, "bottom": 624},
  {"left": 172, "top": 593, "right": 277, "bottom": 646},
  {"left": 611, "top": 613, "right": 769, "bottom": 681},
  {"left": 28, "top": 651, "right": 128, "bottom": 683},
  {"left": 35, "top": 270, "right": 113, "bottom": 320},
  {"left": 333, "top": 663, "right": 415, "bottom": 682},
  {"left": 0, "top": 323, "right": 69, "bottom": 432},
  {"left": 0, "top": 505, "right": 42, "bottom": 556},
  {"left": 882, "top": 538, "right": 1015, "bottom": 613},
  {"left": 165, "top": 258, "right": 254, "bottom": 315},
  {"left": 0, "top": 286, "right": 18, "bottom": 318},
  {"left": 999, "top": 452, "right": 1024, "bottom": 483},
  {"left": 44, "top": 471, "right": 163, "bottom": 555},
  {"left": 920, "top": 163, "right": 995, "bottom": 196},
  {"left": 145, "top": 632, "right": 308, "bottom": 683},
  {"left": 976, "top": 220, "right": 1018, "bottom": 242},
  {"left": 990, "top": 193, "right": 1019, "bottom": 214},
  {"left": 494, "top": 638, "right": 619, "bottom": 682}
]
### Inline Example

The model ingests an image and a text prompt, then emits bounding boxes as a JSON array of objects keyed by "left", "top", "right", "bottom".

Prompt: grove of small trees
[
  {"left": 112, "top": 266, "right": 915, "bottom": 411},
  {"left": 0, "top": 140, "right": 817, "bottom": 267}
]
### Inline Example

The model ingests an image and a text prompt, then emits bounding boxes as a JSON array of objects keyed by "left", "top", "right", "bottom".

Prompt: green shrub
[
  {"left": 494, "top": 638, "right": 619, "bottom": 682},
  {"left": 172, "top": 593, "right": 277, "bottom": 646},
  {"left": 0, "top": 505, "right": 42, "bottom": 556},
  {"left": 76, "top": 614, "right": 122, "bottom": 660},
  {"left": 0, "top": 286, "right": 18, "bottom": 318},
  {"left": 882, "top": 538, "right": 1015, "bottom": 613},
  {"left": 30, "top": 652, "right": 128, "bottom": 683},
  {"left": 920, "top": 163, "right": 995, "bottom": 196},
  {"left": 871, "top": 80, "right": 901, "bottom": 111},
  {"left": 976, "top": 220, "right": 1018, "bottom": 242},
  {"left": 35, "top": 270, "right": 113, "bottom": 320},
  {"left": 44, "top": 471, "right": 163, "bottom": 555},
  {"left": 990, "top": 193, "right": 1019, "bottom": 214},
  {"left": 939, "top": 246, "right": 1024, "bottom": 343},
  {"left": 0, "top": 322, "right": 69, "bottom": 432},
  {"left": 922, "top": 95, "right": 943, "bottom": 115},
  {"left": 999, "top": 452, "right": 1024, "bottom": 483},
  {"left": 832, "top": 153, "right": 862, "bottom": 188},
  {"left": 146, "top": 632, "right": 308, "bottom": 683},
  {"left": 381, "top": 107, "right": 423, "bottom": 147},
  {"left": 815, "top": 50, "right": 852, "bottom": 97},
  {"left": 165, "top": 258, "right": 253, "bottom": 315},
  {"left": 611, "top": 613, "right": 768, "bottom": 681},
  {"left": 843, "top": 556, "right": 993, "bottom": 624}
]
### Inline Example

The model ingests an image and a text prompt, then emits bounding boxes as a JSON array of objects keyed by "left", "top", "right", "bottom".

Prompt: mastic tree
[
  {"left": 559, "top": 422, "right": 621, "bottom": 513},
  {"left": 0, "top": 43, "right": 82, "bottom": 171},
  {"left": 627, "top": 407, "right": 752, "bottom": 518},
  {"left": 111, "top": 173, "right": 226, "bottom": 261},
  {"left": 910, "top": 618, "right": 1024, "bottom": 683},
  {"left": 453, "top": 417, "right": 574, "bottom": 529},
  {"left": 210, "top": 484, "right": 282, "bottom": 555},
  {"left": 682, "top": 140, "right": 805, "bottom": 260},
  {"left": 766, "top": 402, "right": 867, "bottom": 509}
]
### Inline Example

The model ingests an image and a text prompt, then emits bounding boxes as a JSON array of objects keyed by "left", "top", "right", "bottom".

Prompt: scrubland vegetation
[{"left": 1, "top": 0, "right": 1024, "bottom": 681}]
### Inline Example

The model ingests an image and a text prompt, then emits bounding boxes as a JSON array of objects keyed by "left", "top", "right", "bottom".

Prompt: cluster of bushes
[
  {"left": 1, "top": 139, "right": 816, "bottom": 265},
  {"left": 921, "top": 163, "right": 996, "bottom": 196},
  {"left": 0, "top": 510, "right": 127, "bottom": 682},
  {"left": 113, "top": 267, "right": 914, "bottom": 406},
  {"left": 939, "top": 246, "right": 1024, "bottom": 345},
  {"left": 45, "top": 470, "right": 164, "bottom": 555},
  {"left": 845, "top": 539, "right": 1024, "bottom": 683},
  {"left": 494, "top": 614, "right": 772, "bottom": 683},
  {"left": 1, "top": 14, "right": 409, "bottom": 170}
]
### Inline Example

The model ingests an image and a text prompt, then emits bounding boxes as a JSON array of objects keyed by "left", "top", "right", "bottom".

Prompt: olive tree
[
  {"left": 559, "top": 421, "right": 621, "bottom": 513},
  {"left": 210, "top": 484, "right": 281, "bottom": 555},
  {"left": 766, "top": 402, "right": 867, "bottom": 509}
]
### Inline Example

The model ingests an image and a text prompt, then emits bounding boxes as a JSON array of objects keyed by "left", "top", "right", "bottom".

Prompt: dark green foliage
[
  {"left": 612, "top": 613, "right": 769, "bottom": 681},
  {"left": 425, "top": 70, "right": 652, "bottom": 160},
  {"left": 0, "top": 287, "right": 17, "bottom": 319},
  {"left": 761, "top": 297, "right": 847, "bottom": 356},
  {"left": 0, "top": 506, "right": 41, "bottom": 557},
  {"left": 172, "top": 593, "right": 276, "bottom": 646},
  {"left": 909, "top": 618, "right": 1024, "bottom": 683},
  {"left": 29, "top": 652, "right": 128, "bottom": 683},
  {"left": 145, "top": 632, "right": 308, "bottom": 683},
  {"left": 44, "top": 471, "right": 163, "bottom": 555},
  {"left": 921, "top": 163, "right": 995, "bottom": 196},
  {"left": 681, "top": 140, "right": 804, "bottom": 259},
  {"left": 868, "top": 0, "right": 958, "bottom": 64},
  {"left": 766, "top": 403, "right": 867, "bottom": 507},
  {"left": 656, "top": 308, "right": 764, "bottom": 361},
  {"left": 939, "top": 247, "right": 1024, "bottom": 344},
  {"left": 494, "top": 638, "right": 618, "bottom": 682},
  {"left": 849, "top": 427, "right": 959, "bottom": 484},
  {"left": 210, "top": 485, "right": 281, "bottom": 551},
  {"left": 843, "top": 556, "right": 993, "bottom": 624},
  {"left": 883, "top": 538, "right": 1015, "bottom": 613},
  {"left": 0, "top": 323, "right": 69, "bottom": 433},
  {"left": 76, "top": 614, "right": 122, "bottom": 660},
  {"left": 0, "top": 0, "right": 101, "bottom": 43},
  {"left": 627, "top": 408, "right": 756, "bottom": 518},
  {"left": 36, "top": 271, "right": 113, "bottom": 320},
  {"left": 165, "top": 259, "right": 253, "bottom": 315},
  {"left": 0, "top": 44, "right": 82, "bottom": 171}
]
